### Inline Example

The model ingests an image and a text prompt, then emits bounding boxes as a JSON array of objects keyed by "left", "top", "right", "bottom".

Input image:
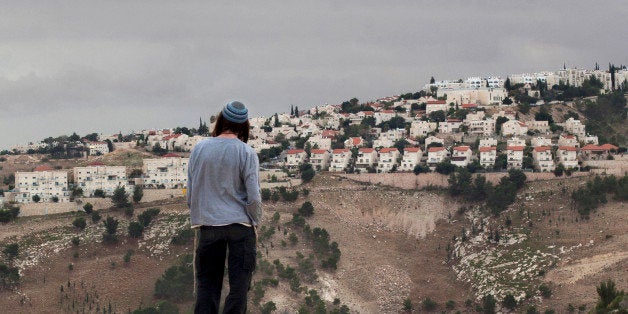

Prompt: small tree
[
  {"left": 260, "top": 301, "right": 276, "bottom": 314},
  {"left": 128, "top": 221, "right": 144, "bottom": 238},
  {"left": 91, "top": 211, "right": 101, "bottom": 223},
  {"left": 32, "top": 195, "right": 40, "bottom": 203},
  {"left": 123, "top": 250, "right": 133, "bottom": 265},
  {"left": 502, "top": 293, "right": 517, "bottom": 310},
  {"left": 539, "top": 283, "right": 552, "bottom": 298},
  {"left": 300, "top": 163, "right": 315, "bottom": 183},
  {"left": 422, "top": 297, "right": 436, "bottom": 311},
  {"left": 403, "top": 298, "right": 413, "bottom": 312},
  {"left": 83, "top": 202, "right": 93, "bottom": 214},
  {"left": 102, "top": 216, "right": 119, "bottom": 243},
  {"left": 132, "top": 185, "right": 143, "bottom": 203},
  {"left": 111, "top": 186, "right": 130, "bottom": 209},
  {"left": 93, "top": 189, "right": 106, "bottom": 198},
  {"left": 72, "top": 217, "right": 87, "bottom": 230},
  {"left": 3, "top": 243, "right": 19, "bottom": 259},
  {"left": 596, "top": 279, "right": 625, "bottom": 311},
  {"left": 481, "top": 294, "right": 496, "bottom": 314},
  {"left": 71, "top": 237, "right": 80, "bottom": 246},
  {"left": 298, "top": 201, "right": 314, "bottom": 217}
]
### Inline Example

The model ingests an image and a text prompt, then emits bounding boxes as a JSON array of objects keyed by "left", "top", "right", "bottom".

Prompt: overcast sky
[{"left": 1, "top": 1, "right": 627, "bottom": 150}]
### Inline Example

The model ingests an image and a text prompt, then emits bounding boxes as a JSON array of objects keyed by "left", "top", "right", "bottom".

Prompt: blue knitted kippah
[{"left": 222, "top": 101, "right": 249, "bottom": 123}]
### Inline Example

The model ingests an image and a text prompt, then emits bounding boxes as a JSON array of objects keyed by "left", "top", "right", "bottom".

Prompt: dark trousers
[{"left": 194, "top": 224, "right": 256, "bottom": 314}]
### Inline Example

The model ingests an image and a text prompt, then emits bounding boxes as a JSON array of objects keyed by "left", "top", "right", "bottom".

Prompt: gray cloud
[{"left": 1, "top": 1, "right": 627, "bottom": 149}]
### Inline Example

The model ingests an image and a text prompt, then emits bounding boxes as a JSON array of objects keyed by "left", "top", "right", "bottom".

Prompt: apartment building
[
  {"left": 556, "top": 146, "right": 579, "bottom": 169},
  {"left": 425, "top": 136, "right": 445, "bottom": 150},
  {"left": 451, "top": 146, "right": 472, "bottom": 167},
  {"left": 355, "top": 148, "right": 378, "bottom": 172},
  {"left": 557, "top": 134, "right": 579, "bottom": 148},
  {"left": 15, "top": 166, "right": 69, "bottom": 203},
  {"left": 506, "top": 146, "right": 524, "bottom": 169},
  {"left": 88, "top": 142, "right": 109, "bottom": 156},
  {"left": 466, "top": 118, "right": 495, "bottom": 136},
  {"left": 143, "top": 153, "right": 189, "bottom": 188},
  {"left": 533, "top": 146, "right": 555, "bottom": 172},
  {"left": 427, "top": 147, "right": 448, "bottom": 166},
  {"left": 74, "top": 162, "right": 127, "bottom": 196},
  {"left": 409, "top": 121, "right": 437, "bottom": 138},
  {"left": 309, "top": 149, "right": 330, "bottom": 171},
  {"left": 564, "top": 118, "right": 586, "bottom": 138},
  {"left": 376, "top": 148, "right": 400, "bottom": 173},
  {"left": 479, "top": 137, "right": 498, "bottom": 148},
  {"left": 285, "top": 149, "right": 307, "bottom": 169},
  {"left": 439, "top": 119, "right": 463, "bottom": 134},
  {"left": 531, "top": 137, "right": 553, "bottom": 147},
  {"left": 479, "top": 146, "right": 497, "bottom": 168},
  {"left": 426, "top": 100, "right": 448, "bottom": 114},
  {"left": 501, "top": 120, "right": 529, "bottom": 137},
  {"left": 399, "top": 147, "right": 422, "bottom": 172},
  {"left": 329, "top": 149, "right": 351, "bottom": 172}
]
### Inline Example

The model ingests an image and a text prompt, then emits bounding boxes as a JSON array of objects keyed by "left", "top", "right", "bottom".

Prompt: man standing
[{"left": 187, "top": 101, "right": 262, "bottom": 313}]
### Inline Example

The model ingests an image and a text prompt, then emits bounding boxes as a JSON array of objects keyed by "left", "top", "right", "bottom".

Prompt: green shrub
[
  {"left": 128, "top": 221, "right": 144, "bottom": 238},
  {"left": 82, "top": 202, "right": 93, "bottom": 214},
  {"left": 72, "top": 217, "right": 87, "bottom": 230},
  {"left": 298, "top": 201, "right": 314, "bottom": 217},
  {"left": 154, "top": 255, "right": 194, "bottom": 302},
  {"left": 138, "top": 208, "right": 160, "bottom": 227},
  {"left": 171, "top": 228, "right": 195, "bottom": 245},
  {"left": 422, "top": 297, "right": 436, "bottom": 311}
]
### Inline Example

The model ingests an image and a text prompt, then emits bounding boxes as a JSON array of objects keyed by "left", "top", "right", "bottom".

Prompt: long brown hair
[{"left": 211, "top": 113, "right": 250, "bottom": 143}]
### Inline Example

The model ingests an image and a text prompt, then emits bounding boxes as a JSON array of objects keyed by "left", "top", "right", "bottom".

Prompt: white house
[
  {"left": 531, "top": 136, "right": 553, "bottom": 147},
  {"left": 533, "top": 146, "right": 555, "bottom": 172},
  {"left": 409, "top": 121, "right": 437, "bottom": 138},
  {"left": 558, "top": 134, "right": 579, "bottom": 148},
  {"left": 329, "top": 149, "right": 352, "bottom": 172},
  {"left": 285, "top": 149, "right": 307, "bottom": 169},
  {"left": 479, "top": 137, "right": 498, "bottom": 148},
  {"left": 501, "top": 120, "right": 528, "bottom": 137},
  {"left": 309, "top": 149, "right": 330, "bottom": 171},
  {"left": 506, "top": 146, "right": 524, "bottom": 169},
  {"left": 426, "top": 100, "right": 448, "bottom": 114},
  {"left": 507, "top": 137, "right": 526, "bottom": 147},
  {"left": 564, "top": 117, "right": 586, "bottom": 138},
  {"left": 479, "top": 146, "right": 497, "bottom": 168},
  {"left": 143, "top": 153, "right": 189, "bottom": 188},
  {"left": 466, "top": 118, "right": 495, "bottom": 136},
  {"left": 376, "top": 148, "right": 400, "bottom": 173},
  {"left": 306, "top": 135, "right": 332, "bottom": 150},
  {"left": 557, "top": 146, "right": 579, "bottom": 170},
  {"left": 425, "top": 136, "right": 445, "bottom": 150},
  {"left": 15, "top": 166, "right": 69, "bottom": 203},
  {"left": 451, "top": 146, "right": 472, "bottom": 167},
  {"left": 355, "top": 148, "right": 378, "bottom": 172},
  {"left": 374, "top": 110, "right": 396, "bottom": 125},
  {"left": 439, "top": 119, "right": 463, "bottom": 134},
  {"left": 427, "top": 147, "right": 448, "bottom": 166},
  {"left": 88, "top": 142, "right": 109, "bottom": 156},
  {"left": 74, "top": 162, "right": 128, "bottom": 197},
  {"left": 344, "top": 137, "right": 364, "bottom": 149},
  {"left": 526, "top": 120, "right": 550, "bottom": 133},
  {"left": 399, "top": 147, "right": 423, "bottom": 172}
]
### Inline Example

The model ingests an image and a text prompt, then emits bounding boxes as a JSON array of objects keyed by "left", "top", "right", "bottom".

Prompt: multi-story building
[
  {"left": 501, "top": 120, "right": 529, "bottom": 137},
  {"left": 409, "top": 121, "right": 437, "bottom": 138},
  {"left": 451, "top": 146, "right": 472, "bottom": 167},
  {"left": 376, "top": 148, "right": 400, "bottom": 173},
  {"left": 285, "top": 149, "right": 307, "bottom": 169},
  {"left": 307, "top": 135, "right": 332, "bottom": 150},
  {"left": 466, "top": 118, "right": 495, "bottom": 136},
  {"left": 309, "top": 149, "right": 330, "bottom": 171},
  {"left": 507, "top": 137, "right": 526, "bottom": 147},
  {"left": 426, "top": 100, "right": 448, "bottom": 114},
  {"left": 564, "top": 118, "right": 586, "bottom": 138},
  {"left": 526, "top": 120, "right": 550, "bottom": 133},
  {"left": 424, "top": 136, "right": 445, "bottom": 150},
  {"left": 355, "top": 148, "right": 378, "bottom": 172},
  {"left": 531, "top": 136, "right": 553, "bottom": 147},
  {"left": 506, "top": 146, "right": 524, "bottom": 169},
  {"left": 143, "top": 153, "right": 189, "bottom": 188},
  {"left": 557, "top": 146, "right": 579, "bottom": 169},
  {"left": 399, "top": 147, "right": 423, "bottom": 172},
  {"left": 427, "top": 147, "right": 448, "bottom": 166},
  {"left": 557, "top": 134, "right": 579, "bottom": 148},
  {"left": 344, "top": 137, "right": 364, "bottom": 149},
  {"left": 479, "top": 146, "right": 497, "bottom": 168},
  {"left": 74, "top": 162, "right": 127, "bottom": 196},
  {"left": 439, "top": 119, "right": 463, "bottom": 134},
  {"left": 15, "top": 166, "right": 69, "bottom": 203},
  {"left": 533, "top": 146, "right": 555, "bottom": 172},
  {"left": 479, "top": 137, "right": 497, "bottom": 148},
  {"left": 436, "top": 87, "right": 507, "bottom": 106},
  {"left": 88, "top": 142, "right": 109, "bottom": 156},
  {"left": 329, "top": 149, "right": 351, "bottom": 172}
]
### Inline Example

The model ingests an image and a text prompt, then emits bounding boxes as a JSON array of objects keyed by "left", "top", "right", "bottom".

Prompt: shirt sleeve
[
  {"left": 244, "top": 148, "right": 262, "bottom": 225},
  {"left": 186, "top": 149, "right": 194, "bottom": 209}
]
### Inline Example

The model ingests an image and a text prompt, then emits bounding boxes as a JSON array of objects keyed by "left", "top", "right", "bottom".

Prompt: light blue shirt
[{"left": 187, "top": 137, "right": 262, "bottom": 226}]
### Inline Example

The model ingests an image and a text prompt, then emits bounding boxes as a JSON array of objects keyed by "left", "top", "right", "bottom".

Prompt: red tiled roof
[
  {"left": 382, "top": 110, "right": 395, "bottom": 114},
  {"left": 162, "top": 130, "right": 171, "bottom": 134},
  {"left": 446, "top": 119, "right": 462, "bottom": 123},
  {"left": 162, "top": 153, "right": 180, "bottom": 158},
  {"left": 358, "top": 148, "right": 375, "bottom": 153},
  {"left": 453, "top": 146, "right": 470, "bottom": 152},
  {"left": 321, "top": 130, "right": 338, "bottom": 138},
  {"left": 34, "top": 165, "right": 54, "bottom": 172},
  {"left": 507, "top": 146, "right": 525, "bottom": 151},
  {"left": 534, "top": 146, "right": 551, "bottom": 152},
  {"left": 427, "top": 100, "right": 446, "bottom": 105},
  {"left": 428, "top": 147, "right": 446, "bottom": 152},
  {"left": 379, "top": 148, "right": 398, "bottom": 153},
  {"left": 558, "top": 146, "right": 578, "bottom": 152},
  {"left": 310, "top": 149, "right": 328, "bottom": 154},
  {"left": 479, "top": 146, "right": 497, "bottom": 152},
  {"left": 332, "top": 149, "right": 350, "bottom": 154},
  {"left": 362, "top": 111, "right": 374, "bottom": 115},
  {"left": 287, "top": 149, "right": 305, "bottom": 155},
  {"left": 599, "top": 143, "right": 618, "bottom": 150},
  {"left": 582, "top": 144, "right": 618, "bottom": 151},
  {"left": 163, "top": 134, "right": 182, "bottom": 140},
  {"left": 352, "top": 137, "right": 362, "bottom": 146},
  {"left": 461, "top": 103, "right": 477, "bottom": 108},
  {"left": 404, "top": 147, "right": 421, "bottom": 153}
]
